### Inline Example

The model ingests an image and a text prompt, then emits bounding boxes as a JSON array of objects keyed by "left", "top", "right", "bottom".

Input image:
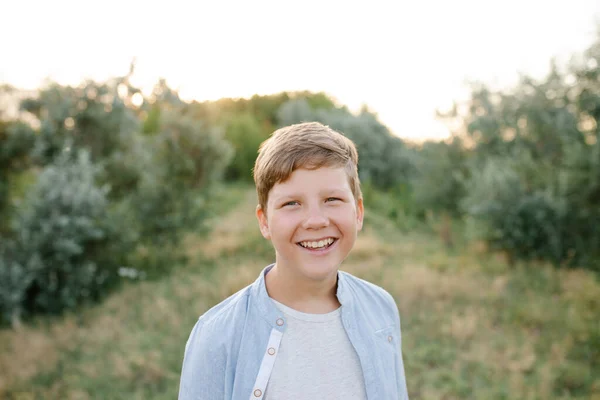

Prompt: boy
[{"left": 178, "top": 122, "right": 409, "bottom": 399}]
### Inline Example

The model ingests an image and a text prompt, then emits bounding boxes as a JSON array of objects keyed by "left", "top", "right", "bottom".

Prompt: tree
[
  {"left": 445, "top": 31, "right": 600, "bottom": 269},
  {"left": 277, "top": 99, "right": 417, "bottom": 189}
]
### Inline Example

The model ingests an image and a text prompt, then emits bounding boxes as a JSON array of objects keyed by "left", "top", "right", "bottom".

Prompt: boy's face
[{"left": 256, "top": 166, "right": 364, "bottom": 284}]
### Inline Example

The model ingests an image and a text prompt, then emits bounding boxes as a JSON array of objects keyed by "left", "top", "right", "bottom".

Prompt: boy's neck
[{"left": 265, "top": 264, "right": 341, "bottom": 314}]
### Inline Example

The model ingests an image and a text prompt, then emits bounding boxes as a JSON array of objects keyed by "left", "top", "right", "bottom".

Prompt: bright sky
[{"left": 1, "top": 0, "right": 599, "bottom": 141}]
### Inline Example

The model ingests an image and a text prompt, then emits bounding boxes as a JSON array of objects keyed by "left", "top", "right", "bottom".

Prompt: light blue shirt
[{"left": 178, "top": 265, "right": 409, "bottom": 400}]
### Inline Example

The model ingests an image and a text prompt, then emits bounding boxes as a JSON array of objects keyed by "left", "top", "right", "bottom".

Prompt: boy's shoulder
[
  {"left": 340, "top": 269, "right": 395, "bottom": 300},
  {"left": 195, "top": 283, "right": 253, "bottom": 331},
  {"left": 339, "top": 270, "right": 399, "bottom": 319}
]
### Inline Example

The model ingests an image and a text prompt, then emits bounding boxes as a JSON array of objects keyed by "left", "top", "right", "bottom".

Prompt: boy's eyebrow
[
  {"left": 323, "top": 188, "right": 348, "bottom": 195},
  {"left": 272, "top": 188, "right": 349, "bottom": 201},
  {"left": 271, "top": 193, "right": 302, "bottom": 202}
]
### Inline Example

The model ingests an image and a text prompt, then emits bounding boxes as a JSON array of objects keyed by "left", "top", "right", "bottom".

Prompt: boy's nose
[{"left": 302, "top": 211, "right": 329, "bottom": 230}]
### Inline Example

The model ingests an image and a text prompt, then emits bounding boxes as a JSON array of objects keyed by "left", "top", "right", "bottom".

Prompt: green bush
[
  {"left": 0, "top": 240, "right": 37, "bottom": 326},
  {"left": 411, "top": 138, "right": 469, "bottom": 217},
  {"left": 362, "top": 181, "right": 421, "bottom": 231},
  {"left": 441, "top": 33, "right": 600, "bottom": 269},
  {"left": 460, "top": 156, "right": 600, "bottom": 267},
  {"left": 21, "top": 81, "right": 139, "bottom": 166},
  {"left": 0, "top": 150, "right": 129, "bottom": 323},
  {"left": 223, "top": 112, "right": 267, "bottom": 181},
  {"left": 277, "top": 99, "right": 417, "bottom": 189},
  {"left": 121, "top": 109, "right": 233, "bottom": 275},
  {"left": 0, "top": 120, "right": 36, "bottom": 234}
]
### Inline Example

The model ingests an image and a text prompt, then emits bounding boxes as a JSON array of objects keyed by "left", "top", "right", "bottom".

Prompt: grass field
[{"left": 1, "top": 185, "right": 599, "bottom": 399}]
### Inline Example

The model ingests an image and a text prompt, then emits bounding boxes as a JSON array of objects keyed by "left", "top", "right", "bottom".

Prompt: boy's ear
[
  {"left": 356, "top": 198, "right": 364, "bottom": 231},
  {"left": 256, "top": 204, "right": 271, "bottom": 240}
]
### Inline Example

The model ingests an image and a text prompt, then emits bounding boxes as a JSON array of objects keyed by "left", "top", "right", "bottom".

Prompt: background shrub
[
  {"left": 0, "top": 150, "right": 128, "bottom": 323},
  {"left": 277, "top": 99, "right": 417, "bottom": 189}
]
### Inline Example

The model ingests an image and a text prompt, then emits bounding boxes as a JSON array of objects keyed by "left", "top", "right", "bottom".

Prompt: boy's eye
[
  {"left": 326, "top": 197, "right": 342, "bottom": 202},
  {"left": 283, "top": 201, "right": 299, "bottom": 207}
]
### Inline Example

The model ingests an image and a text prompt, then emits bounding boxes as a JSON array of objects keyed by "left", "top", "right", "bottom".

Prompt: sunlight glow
[{"left": 131, "top": 92, "right": 144, "bottom": 108}]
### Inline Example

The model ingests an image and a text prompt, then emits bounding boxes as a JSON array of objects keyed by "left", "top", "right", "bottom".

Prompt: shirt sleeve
[{"left": 178, "top": 319, "right": 226, "bottom": 400}]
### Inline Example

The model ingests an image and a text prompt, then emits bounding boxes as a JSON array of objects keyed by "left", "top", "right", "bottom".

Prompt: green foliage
[
  {"left": 411, "top": 138, "right": 469, "bottom": 216},
  {"left": 301, "top": 91, "right": 337, "bottom": 110},
  {"left": 0, "top": 120, "right": 36, "bottom": 234},
  {"left": 16, "top": 79, "right": 143, "bottom": 205},
  {"left": 223, "top": 112, "right": 266, "bottom": 181},
  {"left": 156, "top": 110, "right": 232, "bottom": 189},
  {"left": 142, "top": 104, "right": 161, "bottom": 134},
  {"left": 20, "top": 80, "right": 139, "bottom": 166},
  {"left": 361, "top": 181, "right": 420, "bottom": 232},
  {"left": 462, "top": 153, "right": 600, "bottom": 269},
  {"left": 189, "top": 92, "right": 290, "bottom": 129},
  {"left": 0, "top": 150, "right": 127, "bottom": 323},
  {"left": 187, "top": 91, "right": 336, "bottom": 184},
  {"left": 0, "top": 241, "right": 36, "bottom": 327},
  {"left": 462, "top": 158, "right": 563, "bottom": 263},
  {"left": 117, "top": 109, "right": 233, "bottom": 275},
  {"left": 442, "top": 32, "right": 600, "bottom": 269},
  {"left": 277, "top": 98, "right": 417, "bottom": 189},
  {"left": 555, "top": 323, "right": 600, "bottom": 396},
  {"left": 0, "top": 75, "right": 235, "bottom": 321}
]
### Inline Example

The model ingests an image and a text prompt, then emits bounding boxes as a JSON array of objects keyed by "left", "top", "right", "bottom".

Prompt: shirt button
[
  {"left": 276, "top": 318, "right": 284, "bottom": 326},
  {"left": 268, "top": 347, "right": 276, "bottom": 355},
  {"left": 388, "top": 335, "right": 393, "bottom": 342},
  {"left": 254, "top": 389, "right": 262, "bottom": 397}
]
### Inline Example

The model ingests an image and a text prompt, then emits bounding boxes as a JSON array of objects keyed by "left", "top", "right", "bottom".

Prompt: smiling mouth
[{"left": 297, "top": 238, "right": 337, "bottom": 250}]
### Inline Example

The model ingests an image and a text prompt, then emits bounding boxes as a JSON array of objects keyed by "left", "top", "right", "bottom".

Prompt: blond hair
[{"left": 253, "top": 122, "right": 362, "bottom": 212}]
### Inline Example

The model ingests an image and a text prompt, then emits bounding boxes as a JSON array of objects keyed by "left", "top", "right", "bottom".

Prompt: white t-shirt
[{"left": 263, "top": 299, "right": 368, "bottom": 400}]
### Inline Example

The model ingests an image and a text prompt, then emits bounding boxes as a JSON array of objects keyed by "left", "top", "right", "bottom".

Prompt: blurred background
[{"left": 1, "top": 1, "right": 600, "bottom": 399}]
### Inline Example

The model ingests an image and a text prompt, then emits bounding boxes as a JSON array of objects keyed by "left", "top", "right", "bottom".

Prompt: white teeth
[{"left": 300, "top": 238, "right": 334, "bottom": 249}]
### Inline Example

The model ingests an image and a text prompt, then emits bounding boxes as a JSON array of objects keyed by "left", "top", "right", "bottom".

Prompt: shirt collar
[{"left": 251, "top": 264, "right": 353, "bottom": 330}]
